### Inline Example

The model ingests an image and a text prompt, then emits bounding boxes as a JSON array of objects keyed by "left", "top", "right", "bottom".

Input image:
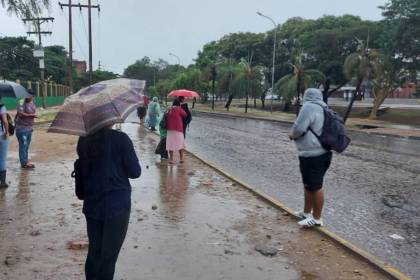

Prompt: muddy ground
[{"left": 0, "top": 124, "right": 390, "bottom": 279}]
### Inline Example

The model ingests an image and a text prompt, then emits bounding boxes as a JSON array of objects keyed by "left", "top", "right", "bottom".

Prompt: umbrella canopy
[
  {"left": 0, "top": 80, "right": 32, "bottom": 98},
  {"left": 168, "top": 89, "right": 200, "bottom": 98},
  {"left": 48, "top": 78, "right": 146, "bottom": 136}
]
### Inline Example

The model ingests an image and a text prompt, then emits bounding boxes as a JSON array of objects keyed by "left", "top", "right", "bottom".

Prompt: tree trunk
[
  {"left": 283, "top": 100, "right": 291, "bottom": 112},
  {"left": 253, "top": 97, "right": 257, "bottom": 108},
  {"left": 327, "top": 81, "right": 347, "bottom": 102},
  {"left": 245, "top": 95, "right": 249, "bottom": 113},
  {"left": 295, "top": 78, "right": 302, "bottom": 116},
  {"left": 322, "top": 80, "right": 330, "bottom": 104},
  {"left": 192, "top": 97, "right": 196, "bottom": 109},
  {"left": 225, "top": 94, "right": 234, "bottom": 111},
  {"left": 369, "top": 90, "right": 390, "bottom": 119},
  {"left": 261, "top": 95, "right": 265, "bottom": 109},
  {"left": 343, "top": 78, "right": 363, "bottom": 123}
]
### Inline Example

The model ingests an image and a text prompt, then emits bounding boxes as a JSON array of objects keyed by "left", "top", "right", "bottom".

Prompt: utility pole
[
  {"left": 59, "top": 0, "right": 73, "bottom": 94},
  {"left": 59, "top": 1, "right": 100, "bottom": 85},
  {"left": 23, "top": 17, "right": 54, "bottom": 108}
]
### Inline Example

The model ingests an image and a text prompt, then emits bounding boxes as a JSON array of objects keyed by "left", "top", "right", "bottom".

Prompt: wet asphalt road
[{"left": 184, "top": 113, "right": 420, "bottom": 278}]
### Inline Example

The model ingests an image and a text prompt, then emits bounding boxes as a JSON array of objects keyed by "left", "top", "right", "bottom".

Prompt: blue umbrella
[{"left": 0, "top": 80, "right": 32, "bottom": 98}]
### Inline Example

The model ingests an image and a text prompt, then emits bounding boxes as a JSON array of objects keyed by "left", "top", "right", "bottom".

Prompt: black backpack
[
  {"left": 0, "top": 105, "right": 15, "bottom": 136},
  {"left": 309, "top": 103, "right": 351, "bottom": 153}
]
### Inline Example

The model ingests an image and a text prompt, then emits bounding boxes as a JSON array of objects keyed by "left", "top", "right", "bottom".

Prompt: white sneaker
[
  {"left": 298, "top": 217, "right": 323, "bottom": 228},
  {"left": 294, "top": 211, "right": 311, "bottom": 220}
]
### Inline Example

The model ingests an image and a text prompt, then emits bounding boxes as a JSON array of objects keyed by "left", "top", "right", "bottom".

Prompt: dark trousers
[{"left": 85, "top": 210, "right": 130, "bottom": 280}]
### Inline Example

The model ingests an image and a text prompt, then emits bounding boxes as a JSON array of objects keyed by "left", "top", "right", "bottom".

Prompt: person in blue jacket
[{"left": 77, "top": 126, "right": 141, "bottom": 280}]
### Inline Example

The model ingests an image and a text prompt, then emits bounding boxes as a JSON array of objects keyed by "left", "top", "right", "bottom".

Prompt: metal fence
[{"left": 2, "top": 80, "right": 72, "bottom": 109}]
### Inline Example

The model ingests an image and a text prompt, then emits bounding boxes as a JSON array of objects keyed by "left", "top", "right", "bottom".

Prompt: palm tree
[
  {"left": 217, "top": 61, "right": 239, "bottom": 110},
  {"left": 1, "top": 0, "right": 49, "bottom": 17},
  {"left": 342, "top": 37, "right": 380, "bottom": 122},
  {"left": 275, "top": 53, "right": 325, "bottom": 114},
  {"left": 369, "top": 56, "right": 403, "bottom": 119},
  {"left": 230, "top": 59, "right": 264, "bottom": 113}
]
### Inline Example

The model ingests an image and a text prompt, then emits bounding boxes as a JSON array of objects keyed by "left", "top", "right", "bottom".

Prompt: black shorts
[
  {"left": 299, "top": 151, "right": 332, "bottom": 192},
  {"left": 137, "top": 107, "right": 146, "bottom": 119}
]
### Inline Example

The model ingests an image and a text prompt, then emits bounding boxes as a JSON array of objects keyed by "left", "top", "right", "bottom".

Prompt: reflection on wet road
[{"left": 185, "top": 113, "right": 420, "bottom": 278}]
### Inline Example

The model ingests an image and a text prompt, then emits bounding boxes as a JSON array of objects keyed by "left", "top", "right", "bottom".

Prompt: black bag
[
  {"left": 155, "top": 138, "right": 166, "bottom": 155},
  {"left": 159, "top": 111, "right": 169, "bottom": 129},
  {"left": 309, "top": 103, "right": 351, "bottom": 153},
  {"left": 181, "top": 103, "right": 192, "bottom": 126},
  {"left": 71, "top": 159, "right": 85, "bottom": 200},
  {"left": 0, "top": 105, "right": 15, "bottom": 136}
]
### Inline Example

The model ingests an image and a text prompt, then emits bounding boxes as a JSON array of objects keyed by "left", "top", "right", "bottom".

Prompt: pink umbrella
[{"left": 168, "top": 89, "right": 199, "bottom": 98}]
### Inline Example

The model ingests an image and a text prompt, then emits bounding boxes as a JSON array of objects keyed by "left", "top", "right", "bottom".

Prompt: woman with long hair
[{"left": 77, "top": 126, "right": 141, "bottom": 280}]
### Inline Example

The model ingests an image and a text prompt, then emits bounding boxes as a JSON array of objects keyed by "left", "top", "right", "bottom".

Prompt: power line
[
  {"left": 59, "top": 7, "right": 88, "bottom": 61},
  {"left": 79, "top": 10, "right": 90, "bottom": 42},
  {"left": 59, "top": 1, "right": 100, "bottom": 84}
]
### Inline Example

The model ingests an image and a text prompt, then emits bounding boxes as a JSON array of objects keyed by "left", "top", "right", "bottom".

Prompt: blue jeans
[
  {"left": 16, "top": 129, "right": 33, "bottom": 167},
  {"left": 0, "top": 138, "right": 10, "bottom": 170}
]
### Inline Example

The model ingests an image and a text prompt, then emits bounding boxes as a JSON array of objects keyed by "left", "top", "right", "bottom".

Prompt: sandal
[
  {"left": 298, "top": 217, "right": 323, "bottom": 228},
  {"left": 22, "top": 163, "right": 35, "bottom": 169}
]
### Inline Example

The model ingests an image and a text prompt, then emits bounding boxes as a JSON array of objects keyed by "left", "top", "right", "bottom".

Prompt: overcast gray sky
[{"left": 0, "top": 0, "right": 387, "bottom": 74}]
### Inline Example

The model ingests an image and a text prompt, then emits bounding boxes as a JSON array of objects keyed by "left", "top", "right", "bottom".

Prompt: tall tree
[
  {"left": 0, "top": 36, "right": 37, "bottom": 80},
  {"left": 275, "top": 52, "right": 325, "bottom": 114},
  {"left": 380, "top": 0, "right": 420, "bottom": 75},
  {"left": 230, "top": 59, "right": 264, "bottom": 113},
  {"left": 369, "top": 56, "right": 406, "bottom": 119},
  {"left": 342, "top": 38, "right": 380, "bottom": 122}
]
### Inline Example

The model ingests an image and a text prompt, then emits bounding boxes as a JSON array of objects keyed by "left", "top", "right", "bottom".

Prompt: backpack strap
[{"left": 306, "top": 102, "right": 326, "bottom": 139}]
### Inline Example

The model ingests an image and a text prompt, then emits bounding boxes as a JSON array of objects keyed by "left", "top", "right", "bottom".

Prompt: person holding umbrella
[
  {"left": 166, "top": 99, "right": 187, "bottom": 164},
  {"left": 0, "top": 96, "right": 10, "bottom": 188},
  {"left": 168, "top": 89, "right": 198, "bottom": 138},
  {"left": 0, "top": 80, "right": 32, "bottom": 186},
  {"left": 49, "top": 78, "right": 144, "bottom": 280},
  {"left": 15, "top": 90, "right": 37, "bottom": 169}
]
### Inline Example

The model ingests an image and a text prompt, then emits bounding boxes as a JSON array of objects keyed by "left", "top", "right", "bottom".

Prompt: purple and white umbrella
[
  {"left": 48, "top": 78, "right": 146, "bottom": 136},
  {"left": 0, "top": 80, "right": 32, "bottom": 98}
]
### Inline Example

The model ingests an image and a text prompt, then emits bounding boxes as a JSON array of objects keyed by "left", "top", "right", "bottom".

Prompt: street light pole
[
  {"left": 169, "top": 52, "right": 181, "bottom": 67},
  {"left": 168, "top": 52, "right": 181, "bottom": 105},
  {"left": 257, "top": 11, "right": 277, "bottom": 114}
]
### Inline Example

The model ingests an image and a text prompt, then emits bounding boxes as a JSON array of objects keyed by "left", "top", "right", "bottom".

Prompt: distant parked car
[{"left": 265, "top": 94, "right": 279, "bottom": 100}]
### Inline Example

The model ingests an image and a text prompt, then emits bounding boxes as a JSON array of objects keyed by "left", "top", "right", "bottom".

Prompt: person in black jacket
[
  {"left": 77, "top": 127, "right": 141, "bottom": 280},
  {"left": 178, "top": 96, "right": 192, "bottom": 137}
]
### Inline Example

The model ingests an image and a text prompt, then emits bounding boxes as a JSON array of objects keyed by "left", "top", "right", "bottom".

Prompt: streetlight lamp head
[{"left": 256, "top": 11, "right": 263, "bottom": 16}]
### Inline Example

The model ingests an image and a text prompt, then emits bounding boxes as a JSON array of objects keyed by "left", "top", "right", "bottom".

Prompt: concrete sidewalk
[{"left": 0, "top": 124, "right": 392, "bottom": 279}]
